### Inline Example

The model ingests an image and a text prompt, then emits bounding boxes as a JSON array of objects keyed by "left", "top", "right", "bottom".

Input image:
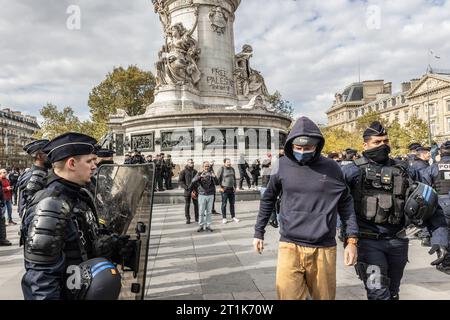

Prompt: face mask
[
  {"left": 293, "top": 150, "right": 316, "bottom": 164},
  {"left": 363, "top": 144, "right": 391, "bottom": 164}
]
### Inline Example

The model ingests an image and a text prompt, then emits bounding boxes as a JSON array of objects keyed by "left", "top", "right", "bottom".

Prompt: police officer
[
  {"left": 421, "top": 141, "right": 450, "bottom": 274},
  {"left": 21, "top": 133, "right": 131, "bottom": 300},
  {"left": 164, "top": 154, "right": 175, "bottom": 190},
  {"left": 410, "top": 146, "right": 432, "bottom": 246},
  {"left": 406, "top": 143, "right": 422, "bottom": 167},
  {"left": 341, "top": 148, "right": 358, "bottom": 167},
  {"left": 342, "top": 122, "right": 448, "bottom": 300},
  {"left": 95, "top": 149, "right": 115, "bottom": 168},
  {"left": 16, "top": 139, "right": 51, "bottom": 218},
  {"left": 153, "top": 154, "right": 164, "bottom": 191}
]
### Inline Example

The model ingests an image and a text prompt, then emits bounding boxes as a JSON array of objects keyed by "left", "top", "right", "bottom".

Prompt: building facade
[
  {"left": 0, "top": 108, "right": 40, "bottom": 169},
  {"left": 326, "top": 72, "right": 450, "bottom": 143}
]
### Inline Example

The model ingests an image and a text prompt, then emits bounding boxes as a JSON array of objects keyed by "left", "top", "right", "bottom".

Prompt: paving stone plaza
[{"left": 2, "top": 202, "right": 450, "bottom": 300}]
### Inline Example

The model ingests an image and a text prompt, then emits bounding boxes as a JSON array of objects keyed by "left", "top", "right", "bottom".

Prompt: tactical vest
[
  {"left": 433, "top": 160, "right": 450, "bottom": 196},
  {"left": 22, "top": 187, "right": 99, "bottom": 266},
  {"left": 352, "top": 158, "right": 410, "bottom": 225}
]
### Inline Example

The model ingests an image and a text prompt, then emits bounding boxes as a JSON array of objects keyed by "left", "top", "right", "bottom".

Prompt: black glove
[
  {"left": 436, "top": 256, "right": 450, "bottom": 275},
  {"left": 92, "top": 234, "right": 117, "bottom": 259},
  {"left": 0, "top": 201, "right": 4, "bottom": 208},
  {"left": 429, "top": 245, "right": 449, "bottom": 266}
]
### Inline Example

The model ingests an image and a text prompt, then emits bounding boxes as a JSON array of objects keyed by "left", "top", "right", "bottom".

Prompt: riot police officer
[
  {"left": 16, "top": 139, "right": 51, "bottom": 218},
  {"left": 153, "top": 154, "right": 164, "bottom": 191},
  {"left": 406, "top": 143, "right": 422, "bottom": 167},
  {"left": 410, "top": 146, "right": 433, "bottom": 246},
  {"left": 421, "top": 141, "right": 450, "bottom": 274},
  {"left": 21, "top": 133, "right": 130, "bottom": 300},
  {"left": 342, "top": 122, "right": 448, "bottom": 300}
]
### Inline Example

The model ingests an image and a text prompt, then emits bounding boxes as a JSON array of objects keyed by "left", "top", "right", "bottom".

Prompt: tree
[
  {"left": 36, "top": 103, "right": 82, "bottom": 139},
  {"left": 355, "top": 110, "right": 384, "bottom": 133},
  {"left": 321, "top": 127, "right": 360, "bottom": 154},
  {"left": 267, "top": 90, "right": 294, "bottom": 117},
  {"left": 88, "top": 65, "right": 156, "bottom": 137}
]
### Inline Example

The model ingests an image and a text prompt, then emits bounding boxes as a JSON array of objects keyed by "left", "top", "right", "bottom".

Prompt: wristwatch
[{"left": 346, "top": 237, "right": 358, "bottom": 245}]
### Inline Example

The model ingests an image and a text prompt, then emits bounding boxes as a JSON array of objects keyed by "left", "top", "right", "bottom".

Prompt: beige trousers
[{"left": 276, "top": 241, "right": 337, "bottom": 300}]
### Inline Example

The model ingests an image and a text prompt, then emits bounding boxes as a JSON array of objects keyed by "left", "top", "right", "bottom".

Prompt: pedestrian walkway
[{"left": 1, "top": 202, "right": 450, "bottom": 300}]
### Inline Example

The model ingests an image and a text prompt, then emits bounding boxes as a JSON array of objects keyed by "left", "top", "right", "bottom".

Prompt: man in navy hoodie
[{"left": 253, "top": 117, "right": 359, "bottom": 300}]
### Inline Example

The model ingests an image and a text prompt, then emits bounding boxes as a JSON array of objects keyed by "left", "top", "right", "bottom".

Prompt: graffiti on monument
[
  {"left": 161, "top": 129, "right": 194, "bottom": 151},
  {"left": 244, "top": 128, "right": 271, "bottom": 150},
  {"left": 206, "top": 68, "right": 235, "bottom": 93},
  {"left": 131, "top": 133, "right": 155, "bottom": 152},
  {"left": 202, "top": 128, "right": 238, "bottom": 150}
]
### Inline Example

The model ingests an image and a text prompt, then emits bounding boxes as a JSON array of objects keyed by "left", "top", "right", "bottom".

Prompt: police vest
[
  {"left": 433, "top": 160, "right": 450, "bottom": 195},
  {"left": 352, "top": 158, "right": 410, "bottom": 225}
]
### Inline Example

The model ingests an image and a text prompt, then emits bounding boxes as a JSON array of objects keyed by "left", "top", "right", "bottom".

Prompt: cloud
[{"left": 1, "top": 0, "right": 449, "bottom": 124}]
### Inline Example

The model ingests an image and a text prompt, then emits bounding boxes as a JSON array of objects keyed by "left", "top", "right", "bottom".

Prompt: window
[
  {"left": 430, "top": 103, "right": 436, "bottom": 116},
  {"left": 394, "top": 112, "right": 399, "bottom": 122},
  {"left": 447, "top": 117, "right": 450, "bottom": 133},
  {"left": 404, "top": 111, "right": 409, "bottom": 121},
  {"left": 431, "top": 120, "right": 436, "bottom": 136},
  {"left": 447, "top": 100, "right": 450, "bottom": 112},
  {"left": 415, "top": 106, "right": 420, "bottom": 117}
]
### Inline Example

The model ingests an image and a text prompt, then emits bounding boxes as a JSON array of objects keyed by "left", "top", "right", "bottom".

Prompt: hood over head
[{"left": 284, "top": 117, "right": 325, "bottom": 164}]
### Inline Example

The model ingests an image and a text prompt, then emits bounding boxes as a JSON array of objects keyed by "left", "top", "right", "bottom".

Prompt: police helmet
[
  {"left": 77, "top": 257, "right": 122, "bottom": 300},
  {"left": 404, "top": 183, "right": 437, "bottom": 227}
]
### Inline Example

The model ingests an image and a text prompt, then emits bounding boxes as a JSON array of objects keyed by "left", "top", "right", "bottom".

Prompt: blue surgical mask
[{"left": 293, "top": 150, "right": 316, "bottom": 163}]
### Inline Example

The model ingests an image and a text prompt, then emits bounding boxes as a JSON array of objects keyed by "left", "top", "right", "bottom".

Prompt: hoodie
[{"left": 254, "top": 117, "right": 359, "bottom": 247}]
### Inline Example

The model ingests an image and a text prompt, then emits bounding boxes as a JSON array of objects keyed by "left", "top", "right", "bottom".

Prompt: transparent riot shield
[{"left": 94, "top": 163, "right": 155, "bottom": 300}]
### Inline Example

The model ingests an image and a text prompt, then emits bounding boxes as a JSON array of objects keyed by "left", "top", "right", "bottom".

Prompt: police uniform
[
  {"left": 21, "top": 133, "right": 123, "bottom": 300},
  {"left": 342, "top": 122, "right": 448, "bottom": 300},
  {"left": 16, "top": 140, "right": 50, "bottom": 218},
  {"left": 406, "top": 143, "right": 422, "bottom": 168},
  {"left": 422, "top": 142, "right": 450, "bottom": 261}
]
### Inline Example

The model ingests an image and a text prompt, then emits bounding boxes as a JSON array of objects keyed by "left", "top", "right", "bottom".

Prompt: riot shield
[{"left": 94, "top": 163, "right": 155, "bottom": 300}]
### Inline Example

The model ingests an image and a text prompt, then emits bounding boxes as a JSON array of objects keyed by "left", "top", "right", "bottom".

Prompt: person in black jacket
[
  {"left": 238, "top": 155, "right": 251, "bottom": 190},
  {"left": 179, "top": 159, "right": 198, "bottom": 224},
  {"left": 254, "top": 116, "right": 359, "bottom": 300},
  {"left": 250, "top": 159, "right": 261, "bottom": 189},
  {"left": 8, "top": 168, "right": 20, "bottom": 205},
  {"left": 190, "top": 161, "right": 218, "bottom": 232}
]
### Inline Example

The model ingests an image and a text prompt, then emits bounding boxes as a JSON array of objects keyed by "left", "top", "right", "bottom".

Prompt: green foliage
[
  {"left": 321, "top": 127, "right": 361, "bottom": 154},
  {"left": 88, "top": 65, "right": 155, "bottom": 129},
  {"left": 355, "top": 110, "right": 384, "bottom": 133},
  {"left": 37, "top": 103, "right": 82, "bottom": 139},
  {"left": 267, "top": 90, "right": 294, "bottom": 117},
  {"left": 37, "top": 65, "right": 156, "bottom": 141}
]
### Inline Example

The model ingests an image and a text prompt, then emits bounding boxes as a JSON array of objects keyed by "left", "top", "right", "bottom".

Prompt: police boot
[{"left": 0, "top": 217, "right": 12, "bottom": 246}]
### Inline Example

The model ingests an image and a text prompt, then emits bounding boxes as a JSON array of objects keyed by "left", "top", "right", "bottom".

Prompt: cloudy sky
[{"left": 1, "top": 0, "right": 450, "bottom": 124}]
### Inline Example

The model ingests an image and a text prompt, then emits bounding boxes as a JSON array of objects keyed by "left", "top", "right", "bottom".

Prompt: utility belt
[{"left": 358, "top": 229, "right": 398, "bottom": 240}]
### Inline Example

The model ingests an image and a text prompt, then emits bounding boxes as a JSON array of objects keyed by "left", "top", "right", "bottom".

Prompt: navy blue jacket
[
  {"left": 342, "top": 156, "right": 448, "bottom": 246},
  {"left": 421, "top": 155, "right": 450, "bottom": 187},
  {"left": 410, "top": 158, "right": 429, "bottom": 182},
  {"left": 254, "top": 117, "right": 359, "bottom": 248}
]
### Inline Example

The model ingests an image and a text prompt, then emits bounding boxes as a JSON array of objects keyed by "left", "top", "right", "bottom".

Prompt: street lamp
[{"left": 427, "top": 75, "right": 432, "bottom": 147}]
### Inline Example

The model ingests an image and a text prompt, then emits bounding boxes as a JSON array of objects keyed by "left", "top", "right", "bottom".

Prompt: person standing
[
  {"left": 0, "top": 169, "right": 15, "bottom": 225},
  {"left": 190, "top": 161, "right": 218, "bottom": 232},
  {"left": 164, "top": 154, "right": 175, "bottom": 190},
  {"left": 421, "top": 141, "right": 450, "bottom": 274},
  {"left": 254, "top": 116, "right": 359, "bottom": 300},
  {"left": 8, "top": 168, "right": 20, "bottom": 206},
  {"left": 238, "top": 155, "right": 251, "bottom": 190},
  {"left": 0, "top": 177, "right": 11, "bottom": 246},
  {"left": 16, "top": 139, "right": 51, "bottom": 218},
  {"left": 153, "top": 154, "right": 164, "bottom": 191},
  {"left": 179, "top": 159, "right": 199, "bottom": 224},
  {"left": 217, "top": 158, "right": 239, "bottom": 224},
  {"left": 20, "top": 132, "right": 132, "bottom": 300},
  {"left": 342, "top": 122, "right": 448, "bottom": 300},
  {"left": 250, "top": 159, "right": 261, "bottom": 189}
]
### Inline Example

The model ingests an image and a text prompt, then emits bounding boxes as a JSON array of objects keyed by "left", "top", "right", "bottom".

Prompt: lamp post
[{"left": 427, "top": 77, "right": 432, "bottom": 147}]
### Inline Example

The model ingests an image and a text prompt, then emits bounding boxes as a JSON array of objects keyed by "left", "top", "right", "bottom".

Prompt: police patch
[{"left": 438, "top": 163, "right": 450, "bottom": 171}]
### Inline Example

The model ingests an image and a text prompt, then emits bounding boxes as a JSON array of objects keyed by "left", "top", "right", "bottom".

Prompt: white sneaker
[
  {"left": 222, "top": 219, "right": 228, "bottom": 224},
  {"left": 232, "top": 217, "right": 240, "bottom": 223}
]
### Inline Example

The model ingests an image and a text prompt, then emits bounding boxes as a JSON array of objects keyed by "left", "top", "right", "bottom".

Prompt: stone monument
[{"left": 109, "top": 0, "right": 292, "bottom": 164}]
